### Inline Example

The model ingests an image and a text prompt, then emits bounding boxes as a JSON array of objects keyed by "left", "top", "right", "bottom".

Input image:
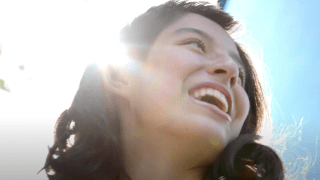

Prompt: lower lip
[{"left": 189, "top": 96, "right": 231, "bottom": 122}]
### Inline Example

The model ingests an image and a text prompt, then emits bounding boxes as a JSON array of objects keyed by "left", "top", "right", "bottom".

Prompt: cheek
[
  {"left": 230, "top": 85, "right": 250, "bottom": 136},
  {"left": 130, "top": 66, "right": 182, "bottom": 126},
  {"left": 151, "top": 47, "right": 205, "bottom": 79}
]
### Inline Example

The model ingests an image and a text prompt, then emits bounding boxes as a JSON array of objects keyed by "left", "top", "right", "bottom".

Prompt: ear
[{"left": 101, "top": 65, "right": 131, "bottom": 100}]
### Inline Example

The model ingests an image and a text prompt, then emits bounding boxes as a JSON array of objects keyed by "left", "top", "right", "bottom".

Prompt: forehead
[{"left": 164, "top": 13, "right": 235, "bottom": 43}]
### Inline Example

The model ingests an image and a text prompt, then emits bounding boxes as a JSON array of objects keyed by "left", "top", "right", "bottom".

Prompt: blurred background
[{"left": 0, "top": 0, "right": 318, "bottom": 179}]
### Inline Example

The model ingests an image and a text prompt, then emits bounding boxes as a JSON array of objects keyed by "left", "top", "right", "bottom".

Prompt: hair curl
[{"left": 41, "top": 1, "right": 284, "bottom": 179}]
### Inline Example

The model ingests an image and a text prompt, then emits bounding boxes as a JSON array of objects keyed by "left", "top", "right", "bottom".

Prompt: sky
[
  {"left": 226, "top": 0, "right": 320, "bottom": 179},
  {"left": 0, "top": 0, "right": 318, "bottom": 179}
]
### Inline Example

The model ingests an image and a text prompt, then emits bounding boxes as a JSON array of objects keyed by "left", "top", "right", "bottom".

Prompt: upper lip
[{"left": 188, "top": 82, "right": 233, "bottom": 114}]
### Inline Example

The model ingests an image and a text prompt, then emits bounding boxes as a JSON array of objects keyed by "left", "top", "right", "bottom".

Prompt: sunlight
[{"left": 0, "top": 0, "right": 167, "bottom": 120}]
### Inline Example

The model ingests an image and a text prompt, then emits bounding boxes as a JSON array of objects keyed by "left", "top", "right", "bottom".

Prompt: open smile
[{"left": 188, "top": 82, "right": 232, "bottom": 122}]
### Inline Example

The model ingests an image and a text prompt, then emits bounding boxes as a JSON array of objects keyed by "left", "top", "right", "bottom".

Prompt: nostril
[
  {"left": 214, "top": 69, "right": 227, "bottom": 74},
  {"left": 230, "top": 77, "right": 236, "bottom": 87}
]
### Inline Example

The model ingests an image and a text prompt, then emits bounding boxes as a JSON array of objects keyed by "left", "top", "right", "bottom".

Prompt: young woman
[{"left": 42, "top": 1, "right": 284, "bottom": 179}]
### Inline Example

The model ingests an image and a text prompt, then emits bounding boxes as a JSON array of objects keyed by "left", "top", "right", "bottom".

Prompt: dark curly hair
[{"left": 40, "top": 1, "right": 284, "bottom": 179}]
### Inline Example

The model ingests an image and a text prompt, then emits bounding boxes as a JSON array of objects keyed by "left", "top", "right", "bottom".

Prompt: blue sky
[{"left": 227, "top": 0, "right": 319, "bottom": 178}]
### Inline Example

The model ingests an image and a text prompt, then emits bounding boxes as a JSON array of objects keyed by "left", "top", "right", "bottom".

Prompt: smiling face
[{"left": 124, "top": 13, "right": 250, "bottom": 163}]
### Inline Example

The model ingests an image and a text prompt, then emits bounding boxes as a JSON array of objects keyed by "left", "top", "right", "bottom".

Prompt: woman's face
[{"left": 127, "top": 13, "right": 250, "bottom": 155}]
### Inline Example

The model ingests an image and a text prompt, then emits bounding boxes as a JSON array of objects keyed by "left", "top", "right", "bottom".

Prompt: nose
[{"left": 206, "top": 55, "right": 239, "bottom": 88}]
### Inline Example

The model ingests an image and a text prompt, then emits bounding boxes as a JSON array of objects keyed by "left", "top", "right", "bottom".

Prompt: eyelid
[{"left": 181, "top": 38, "right": 206, "bottom": 52}]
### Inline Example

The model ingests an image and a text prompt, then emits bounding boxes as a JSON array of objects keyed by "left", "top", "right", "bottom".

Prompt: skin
[{"left": 108, "top": 13, "right": 250, "bottom": 180}]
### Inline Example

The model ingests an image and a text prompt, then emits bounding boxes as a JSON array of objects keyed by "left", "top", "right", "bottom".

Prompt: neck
[
  {"left": 117, "top": 101, "right": 214, "bottom": 180},
  {"left": 121, "top": 129, "right": 206, "bottom": 180}
]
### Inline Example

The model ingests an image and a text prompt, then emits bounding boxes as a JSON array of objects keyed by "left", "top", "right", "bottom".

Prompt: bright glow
[
  {"left": 0, "top": 1, "right": 167, "bottom": 179},
  {"left": 0, "top": 0, "right": 167, "bottom": 118}
]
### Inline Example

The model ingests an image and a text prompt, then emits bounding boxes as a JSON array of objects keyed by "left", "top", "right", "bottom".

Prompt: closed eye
[{"left": 183, "top": 39, "right": 206, "bottom": 53}]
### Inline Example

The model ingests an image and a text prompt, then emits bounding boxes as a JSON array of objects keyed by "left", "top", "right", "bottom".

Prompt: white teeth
[
  {"left": 207, "top": 89, "right": 215, "bottom": 96},
  {"left": 194, "top": 91, "right": 200, "bottom": 99},
  {"left": 191, "top": 88, "right": 228, "bottom": 112},
  {"left": 200, "top": 88, "right": 206, "bottom": 96}
]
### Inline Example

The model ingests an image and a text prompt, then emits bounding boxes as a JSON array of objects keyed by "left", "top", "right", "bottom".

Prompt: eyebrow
[
  {"left": 171, "top": 27, "right": 244, "bottom": 67},
  {"left": 170, "top": 27, "right": 214, "bottom": 42}
]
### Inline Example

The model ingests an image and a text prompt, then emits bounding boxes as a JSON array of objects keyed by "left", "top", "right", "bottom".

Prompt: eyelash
[{"left": 183, "top": 39, "right": 206, "bottom": 52}]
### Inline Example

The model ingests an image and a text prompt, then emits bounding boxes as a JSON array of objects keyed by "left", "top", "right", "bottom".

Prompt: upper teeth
[{"left": 192, "top": 88, "right": 228, "bottom": 112}]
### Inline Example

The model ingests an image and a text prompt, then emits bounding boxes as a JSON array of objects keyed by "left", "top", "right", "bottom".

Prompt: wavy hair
[{"left": 41, "top": 1, "right": 284, "bottom": 179}]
